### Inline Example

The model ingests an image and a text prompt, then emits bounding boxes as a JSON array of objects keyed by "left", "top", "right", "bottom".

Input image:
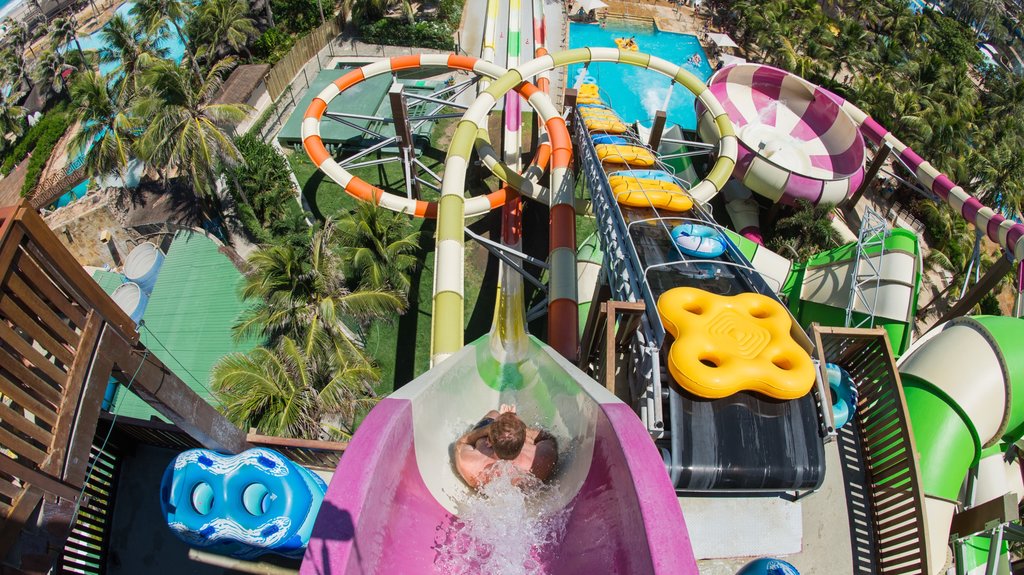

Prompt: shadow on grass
[{"left": 393, "top": 218, "right": 437, "bottom": 389}]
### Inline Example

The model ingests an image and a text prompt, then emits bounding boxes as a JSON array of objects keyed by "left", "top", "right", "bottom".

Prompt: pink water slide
[{"left": 299, "top": 338, "right": 697, "bottom": 574}]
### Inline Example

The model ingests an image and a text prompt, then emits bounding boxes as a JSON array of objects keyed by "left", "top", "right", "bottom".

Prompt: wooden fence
[
  {"left": 105, "top": 414, "right": 348, "bottom": 471},
  {"left": 813, "top": 326, "right": 930, "bottom": 575},
  {"left": 265, "top": 14, "right": 344, "bottom": 100}
]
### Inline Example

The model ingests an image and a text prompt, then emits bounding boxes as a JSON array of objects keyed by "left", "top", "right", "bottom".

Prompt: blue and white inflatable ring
[
  {"left": 670, "top": 223, "right": 727, "bottom": 259},
  {"left": 160, "top": 447, "right": 327, "bottom": 560}
]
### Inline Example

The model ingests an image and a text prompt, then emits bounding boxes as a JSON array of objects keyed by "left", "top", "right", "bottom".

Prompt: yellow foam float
[
  {"left": 615, "top": 37, "right": 639, "bottom": 51},
  {"left": 577, "top": 95, "right": 605, "bottom": 105},
  {"left": 656, "top": 287, "right": 815, "bottom": 400},
  {"left": 608, "top": 176, "right": 693, "bottom": 211},
  {"left": 615, "top": 191, "right": 694, "bottom": 212},
  {"left": 595, "top": 144, "right": 656, "bottom": 166},
  {"left": 579, "top": 83, "right": 600, "bottom": 95},
  {"left": 582, "top": 117, "right": 627, "bottom": 133}
]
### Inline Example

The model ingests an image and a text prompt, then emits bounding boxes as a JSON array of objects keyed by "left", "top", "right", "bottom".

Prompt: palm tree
[
  {"left": 32, "top": 49, "right": 70, "bottom": 98},
  {"left": 335, "top": 202, "right": 420, "bottom": 296},
  {"left": 68, "top": 70, "right": 137, "bottom": 181},
  {"left": 50, "top": 16, "right": 84, "bottom": 62},
  {"left": 99, "top": 13, "right": 168, "bottom": 100},
  {"left": 766, "top": 201, "right": 840, "bottom": 260},
  {"left": 232, "top": 219, "right": 406, "bottom": 357},
  {"left": 190, "top": 0, "right": 258, "bottom": 62},
  {"left": 212, "top": 335, "right": 380, "bottom": 440},
  {"left": 0, "top": 94, "right": 25, "bottom": 148},
  {"left": 134, "top": 58, "right": 248, "bottom": 215},
  {"left": 130, "top": 0, "right": 202, "bottom": 79},
  {"left": 829, "top": 18, "right": 868, "bottom": 80}
]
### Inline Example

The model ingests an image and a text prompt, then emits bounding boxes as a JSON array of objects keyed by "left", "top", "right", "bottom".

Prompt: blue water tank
[
  {"left": 111, "top": 282, "right": 149, "bottom": 325},
  {"left": 124, "top": 242, "right": 165, "bottom": 294}
]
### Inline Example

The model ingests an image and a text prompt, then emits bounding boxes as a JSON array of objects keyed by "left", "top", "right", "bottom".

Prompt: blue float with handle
[
  {"left": 160, "top": 447, "right": 327, "bottom": 560},
  {"left": 826, "top": 362, "right": 858, "bottom": 429},
  {"left": 670, "top": 223, "right": 727, "bottom": 259}
]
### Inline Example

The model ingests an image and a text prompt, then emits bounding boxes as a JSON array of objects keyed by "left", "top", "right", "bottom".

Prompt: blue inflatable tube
[
  {"left": 669, "top": 223, "right": 727, "bottom": 258},
  {"left": 738, "top": 558, "right": 800, "bottom": 575},
  {"left": 161, "top": 447, "right": 327, "bottom": 560},
  {"left": 826, "top": 363, "right": 858, "bottom": 429},
  {"left": 592, "top": 134, "right": 628, "bottom": 145},
  {"left": 606, "top": 169, "right": 678, "bottom": 183}
]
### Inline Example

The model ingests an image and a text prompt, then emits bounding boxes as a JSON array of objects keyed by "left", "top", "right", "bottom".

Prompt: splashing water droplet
[{"left": 434, "top": 461, "right": 571, "bottom": 575}]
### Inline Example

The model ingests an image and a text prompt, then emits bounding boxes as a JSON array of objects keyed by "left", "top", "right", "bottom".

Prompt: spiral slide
[{"left": 896, "top": 315, "right": 1024, "bottom": 574}]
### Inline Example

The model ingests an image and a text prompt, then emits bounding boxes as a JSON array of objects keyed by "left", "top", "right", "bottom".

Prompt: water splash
[{"left": 434, "top": 461, "right": 570, "bottom": 575}]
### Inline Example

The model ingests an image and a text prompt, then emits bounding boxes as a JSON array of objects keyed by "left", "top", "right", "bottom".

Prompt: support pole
[
  {"left": 388, "top": 82, "right": 421, "bottom": 200},
  {"left": 648, "top": 110, "right": 667, "bottom": 150},
  {"left": 845, "top": 142, "right": 891, "bottom": 210},
  {"left": 936, "top": 255, "right": 1013, "bottom": 325}
]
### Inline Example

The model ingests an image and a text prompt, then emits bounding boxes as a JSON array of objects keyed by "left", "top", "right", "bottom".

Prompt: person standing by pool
[{"left": 454, "top": 404, "right": 558, "bottom": 488}]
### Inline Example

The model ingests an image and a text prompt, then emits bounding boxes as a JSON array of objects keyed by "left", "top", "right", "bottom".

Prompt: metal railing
[{"left": 813, "top": 326, "right": 929, "bottom": 575}]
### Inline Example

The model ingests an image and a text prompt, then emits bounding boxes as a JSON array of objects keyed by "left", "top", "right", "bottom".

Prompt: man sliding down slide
[{"left": 454, "top": 404, "right": 559, "bottom": 488}]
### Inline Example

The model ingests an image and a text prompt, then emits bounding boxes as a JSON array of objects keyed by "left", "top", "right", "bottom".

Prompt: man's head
[{"left": 488, "top": 412, "right": 526, "bottom": 460}]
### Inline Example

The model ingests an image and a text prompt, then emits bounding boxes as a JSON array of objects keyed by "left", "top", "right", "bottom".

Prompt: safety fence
[
  {"left": 265, "top": 14, "right": 345, "bottom": 100},
  {"left": 813, "top": 326, "right": 929, "bottom": 575}
]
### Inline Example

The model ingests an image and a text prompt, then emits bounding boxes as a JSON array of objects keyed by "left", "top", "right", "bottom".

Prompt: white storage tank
[
  {"left": 124, "top": 242, "right": 165, "bottom": 294},
  {"left": 111, "top": 282, "right": 149, "bottom": 325}
]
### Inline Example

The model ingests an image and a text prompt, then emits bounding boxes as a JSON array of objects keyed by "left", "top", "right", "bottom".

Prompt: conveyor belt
[{"left": 573, "top": 107, "right": 826, "bottom": 492}]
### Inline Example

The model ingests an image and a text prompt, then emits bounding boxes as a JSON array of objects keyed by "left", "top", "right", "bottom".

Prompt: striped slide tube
[
  {"left": 435, "top": 48, "right": 740, "bottom": 363},
  {"left": 821, "top": 78, "right": 1024, "bottom": 261},
  {"left": 698, "top": 64, "right": 866, "bottom": 206},
  {"left": 301, "top": 55, "right": 547, "bottom": 219}
]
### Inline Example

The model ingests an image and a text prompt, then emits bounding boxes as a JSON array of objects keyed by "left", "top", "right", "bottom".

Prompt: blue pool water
[
  {"left": 568, "top": 22, "right": 713, "bottom": 130},
  {"left": 909, "top": 0, "right": 926, "bottom": 13},
  {"left": 53, "top": 179, "right": 90, "bottom": 209},
  {"left": 65, "top": 2, "right": 186, "bottom": 76}
]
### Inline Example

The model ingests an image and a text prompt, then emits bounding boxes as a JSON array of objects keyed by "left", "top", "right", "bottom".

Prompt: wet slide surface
[{"left": 300, "top": 338, "right": 698, "bottom": 574}]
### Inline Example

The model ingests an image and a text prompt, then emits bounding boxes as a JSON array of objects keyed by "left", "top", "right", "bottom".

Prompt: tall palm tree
[
  {"left": 232, "top": 219, "right": 406, "bottom": 357},
  {"left": 32, "top": 49, "right": 70, "bottom": 98},
  {"left": 190, "top": 0, "right": 258, "bottom": 62},
  {"left": 130, "top": 0, "right": 201, "bottom": 79},
  {"left": 0, "top": 94, "right": 25, "bottom": 148},
  {"left": 99, "top": 14, "right": 168, "bottom": 100},
  {"left": 50, "top": 16, "right": 84, "bottom": 62},
  {"left": 134, "top": 58, "right": 248, "bottom": 214},
  {"left": 335, "top": 202, "right": 420, "bottom": 296},
  {"left": 68, "top": 70, "right": 137, "bottom": 181},
  {"left": 212, "top": 335, "right": 380, "bottom": 440}
]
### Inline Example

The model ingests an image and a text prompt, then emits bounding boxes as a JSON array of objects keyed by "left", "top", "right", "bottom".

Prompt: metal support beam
[
  {"left": 937, "top": 255, "right": 1014, "bottom": 325},
  {"left": 389, "top": 83, "right": 421, "bottom": 200},
  {"left": 648, "top": 110, "right": 667, "bottom": 150},
  {"left": 464, "top": 227, "right": 550, "bottom": 270},
  {"left": 845, "top": 142, "right": 892, "bottom": 209}
]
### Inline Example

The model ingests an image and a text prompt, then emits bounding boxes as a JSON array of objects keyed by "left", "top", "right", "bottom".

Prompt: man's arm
[
  {"left": 455, "top": 410, "right": 500, "bottom": 449},
  {"left": 526, "top": 427, "right": 558, "bottom": 450}
]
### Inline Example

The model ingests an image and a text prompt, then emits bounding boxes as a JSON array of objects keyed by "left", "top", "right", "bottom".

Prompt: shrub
[
  {"left": 252, "top": 26, "right": 295, "bottom": 64},
  {"left": 271, "top": 0, "right": 336, "bottom": 35},
  {"left": 438, "top": 0, "right": 462, "bottom": 26},
  {"left": 359, "top": 18, "right": 455, "bottom": 51},
  {"left": 1, "top": 101, "right": 70, "bottom": 175},
  {"left": 12, "top": 108, "right": 74, "bottom": 196},
  {"left": 228, "top": 134, "right": 306, "bottom": 243}
]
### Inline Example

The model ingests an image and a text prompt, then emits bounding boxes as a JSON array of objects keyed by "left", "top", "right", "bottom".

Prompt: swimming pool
[
  {"left": 65, "top": 2, "right": 186, "bottom": 76},
  {"left": 568, "top": 22, "right": 712, "bottom": 130}
]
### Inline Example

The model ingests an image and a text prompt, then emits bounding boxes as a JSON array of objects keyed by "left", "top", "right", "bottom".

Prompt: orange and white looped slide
[{"left": 657, "top": 287, "right": 815, "bottom": 400}]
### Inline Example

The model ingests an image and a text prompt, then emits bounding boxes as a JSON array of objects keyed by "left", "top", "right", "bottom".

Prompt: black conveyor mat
[{"left": 663, "top": 386, "right": 826, "bottom": 491}]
